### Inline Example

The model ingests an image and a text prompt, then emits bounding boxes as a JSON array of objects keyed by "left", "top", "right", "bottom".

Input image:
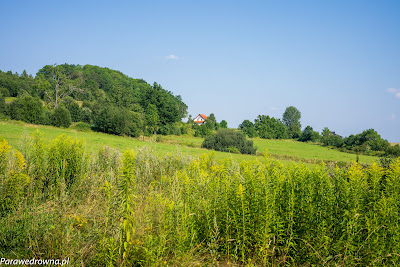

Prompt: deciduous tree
[{"left": 282, "top": 106, "right": 302, "bottom": 139}]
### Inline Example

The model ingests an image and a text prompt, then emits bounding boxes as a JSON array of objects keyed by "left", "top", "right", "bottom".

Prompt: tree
[
  {"left": 0, "top": 93, "right": 6, "bottom": 115},
  {"left": 94, "top": 106, "right": 143, "bottom": 137},
  {"left": 206, "top": 113, "right": 219, "bottom": 130},
  {"left": 9, "top": 95, "right": 44, "bottom": 124},
  {"left": 63, "top": 97, "right": 81, "bottom": 122},
  {"left": 220, "top": 120, "right": 228, "bottom": 128},
  {"left": 321, "top": 127, "right": 343, "bottom": 147},
  {"left": 282, "top": 106, "right": 301, "bottom": 139},
  {"left": 254, "top": 115, "right": 288, "bottom": 139},
  {"left": 299, "top": 126, "right": 320, "bottom": 142},
  {"left": 51, "top": 105, "right": 72, "bottom": 128},
  {"left": 145, "top": 104, "right": 159, "bottom": 135},
  {"left": 0, "top": 87, "right": 10, "bottom": 97},
  {"left": 38, "top": 65, "right": 83, "bottom": 108},
  {"left": 239, "top": 120, "right": 256, "bottom": 138}
]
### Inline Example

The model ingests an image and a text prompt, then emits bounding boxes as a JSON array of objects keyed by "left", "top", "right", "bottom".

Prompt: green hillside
[{"left": 0, "top": 120, "right": 378, "bottom": 165}]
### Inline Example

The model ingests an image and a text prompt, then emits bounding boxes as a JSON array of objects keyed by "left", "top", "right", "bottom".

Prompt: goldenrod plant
[{"left": 1, "top": 131, "right": 400, "bottom": 265}]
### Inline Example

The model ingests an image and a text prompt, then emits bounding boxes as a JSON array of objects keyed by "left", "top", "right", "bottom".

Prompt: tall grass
[{"left": 0, "top": 131, "right": 399, "bottom": 266}]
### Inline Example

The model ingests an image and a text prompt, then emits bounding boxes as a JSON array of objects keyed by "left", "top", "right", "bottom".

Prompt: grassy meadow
[
  {"left": 2, "top": 120, "right": 398, "bottom": 266},
  {"left": 0, "top": 120, "right": 378, "bottom": 166}
]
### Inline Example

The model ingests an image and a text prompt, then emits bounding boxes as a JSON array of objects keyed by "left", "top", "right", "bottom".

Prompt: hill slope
[{"left": 0, "top": 120, "right": 378, "bottom": 165}]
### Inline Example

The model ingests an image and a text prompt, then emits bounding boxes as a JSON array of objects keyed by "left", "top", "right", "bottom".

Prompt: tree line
[
  {"left": 238, "top": 106, "right": 400, "bottom": 157},
  {"left": 0, "top": 64, "right": 188, "bottom": 137}
]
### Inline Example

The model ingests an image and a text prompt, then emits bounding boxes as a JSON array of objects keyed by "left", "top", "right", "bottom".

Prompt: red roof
[
  {"left": 193, "top": 114, "right": 208, "bottom": 123},
  {"left": 199, "top": 114, "right": 207, "bottom": 119}
]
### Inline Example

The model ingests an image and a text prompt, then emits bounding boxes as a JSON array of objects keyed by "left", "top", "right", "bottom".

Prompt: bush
[
  {"left": 194, "top": 124, "right": 212, "bottom": 137},
  {"left": 71, "top": 122, "right": 92, "bottom": 132},
  {"left": 300, "top": 125, "right": 320, "bottom": 142},
  {"left": 0, "top": 87, "right": 10, "bottom": 97},
  {"left": 51, "top": 105, "right": 72, "bottom": 128},
  {"left": 8, "top": 95, "right": 44, "bottom": 124},
  {"left": 202, "top": 129, "right": 257, "bottom": 154},
  {"left": 63, "top": 97, "right": 81, "bottom": 122},
  {"left": 94, "top": 106, "right": 142, "bottom": 137}
]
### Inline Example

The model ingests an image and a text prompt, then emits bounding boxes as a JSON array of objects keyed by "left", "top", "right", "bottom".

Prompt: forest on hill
[
  {"left": 1, "top": 64, "right": 399, "bottom": 158},
  {"left": 0, "top": 64, "right": 188, "bottom": 136}
]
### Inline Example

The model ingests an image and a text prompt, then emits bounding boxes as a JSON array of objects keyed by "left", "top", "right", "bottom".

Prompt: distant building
[
  {"left": 193, "top": 114, "right": 208, "bottom": 125},
  {"left": 331, "top": 131, "right": 342, "bottom": 138}
]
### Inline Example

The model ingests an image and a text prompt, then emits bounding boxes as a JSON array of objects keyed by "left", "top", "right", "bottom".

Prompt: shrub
[
  {"left": 300, "top": 125, "right": 320, "bottom": 142},
  {"left": 63, "top": 97, "right": 81, "bottom": 122},
  {"left": 202, "top": 129, "right": 257, "bottom": 154},
  {"left": 94, "top": 106, "right": 142, "bottom": 137},
  {"left": 51, "top": 105, "right": 72, "bottom": 128},
  {"left": 71, "top": 122, "right": 92, "bottom": 132},
  {"left": 194, "top": 124, "right": 212, "bottom": 137},
  {"left": 254, "top": 115, "right": 288, "bottom": 139},
  {"left": 0, "top": 87, "right": 10, "bottom": 97},
  {"left": 8, "top": 95, "right": 44, "bottom": 124},
  {"left": 239, "top": 119, "right": 257, "bottom": 138},
  {"left": 80, "top": 107, "right": 92, "bottom": 124}
]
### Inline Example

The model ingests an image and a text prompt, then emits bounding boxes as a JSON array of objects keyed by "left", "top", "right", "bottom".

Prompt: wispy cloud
[
  {"left": 387, "top": 88, "right": 400, "bottom": 99},
  {"left": 165, "top": 54, "right": 179, "bottom": 61}
]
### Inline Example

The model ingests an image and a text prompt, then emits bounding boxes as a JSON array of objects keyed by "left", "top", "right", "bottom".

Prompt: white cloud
[
  {"left": 165, "top": 54, "right": 179, "bottom": 60},
  {"left": 392, "top": 113, "right": 396, "bottom": 120},
  {"left": 387, "top": 88, "right": 400, "bottom": 99}
]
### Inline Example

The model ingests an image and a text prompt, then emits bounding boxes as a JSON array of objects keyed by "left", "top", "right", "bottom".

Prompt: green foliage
[
  {"left": 207, "top": 113, "right": 219, "bottom": 130},
  {"left": 47, "top": 135, "right": 87, "bottom": 189},
  {"left": 194, "top": 123, "right": 212, "bottom": 137},
  {"left": 299, "top": 125, "right": 320, "bottom": 142},
  {"left": 386, "top": 144, "right": 400, "bottom": 157},
  {"left": 1, "top": 65, "right": 188, "bottom": 137},
  {"left": 254, "top": 115, "right": 288, "bottom": 139},
  {"left": 63, "top": 97, "right": 81, "bottom": 122},
  {"left": 0, "top": 87, "right": 10, "bottom": 97},
  {"left": 8, "top": 95, "right": 44, "bottom": 124},
  {"left": 94, "top": 106, "right": 143, "bottom": 137},
  {"left": 71, "top": 122, "right": 92, "bottom": 132},
  {"left": 220, "top": 120, "right": 228, "bottom": 128},
  {"left": 283, "top": 106, "right": 302, "bottom": 139},
  {"left": 51, "top": 105, "right": 72, "bottom": 128},
  {"left": 36, "top": 64, "right": 83, "bottom": 108},
  {"left": 0, "top": 70, "right": 35, "bottom": 97},
  {"left": 0, "top": 94, "right": 5, "bottom": 115},
  {"left": 321, "top": 127, "right": 344, "bottom": 147},
  {"left": 0, "top": 140, "right": 30, "bottom": 215},
  {"left": 80, "top": 106, "right": 92, "bottom": 124},
  {"left": 202, "top": 129, "right": 257, "bottom": 154},
  {"left": 145, "top": 103, "right": 159, "bottom": 135},
  {"left": 239, "top": 119, "right": 257, "bottom": 138},
  {"left": 1, "top": 133, "right": 400, "bottom": 265},
  {"left": 158, "top": 122, "right": 185, "bottom": 136}
]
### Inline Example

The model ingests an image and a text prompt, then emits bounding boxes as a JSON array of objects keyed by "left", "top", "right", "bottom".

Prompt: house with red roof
[{"left": 193, "top": 114, "right": 208, "bottom": 125}]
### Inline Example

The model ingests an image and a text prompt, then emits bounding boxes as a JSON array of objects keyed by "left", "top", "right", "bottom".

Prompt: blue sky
[{"left": 1, "top": 0, "right": 399, "bottom": 141}]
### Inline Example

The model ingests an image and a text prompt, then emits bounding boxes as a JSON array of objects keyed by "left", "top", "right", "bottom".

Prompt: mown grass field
[{"left": 0, "top": 120, "right": 379, "bottom": 165}]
